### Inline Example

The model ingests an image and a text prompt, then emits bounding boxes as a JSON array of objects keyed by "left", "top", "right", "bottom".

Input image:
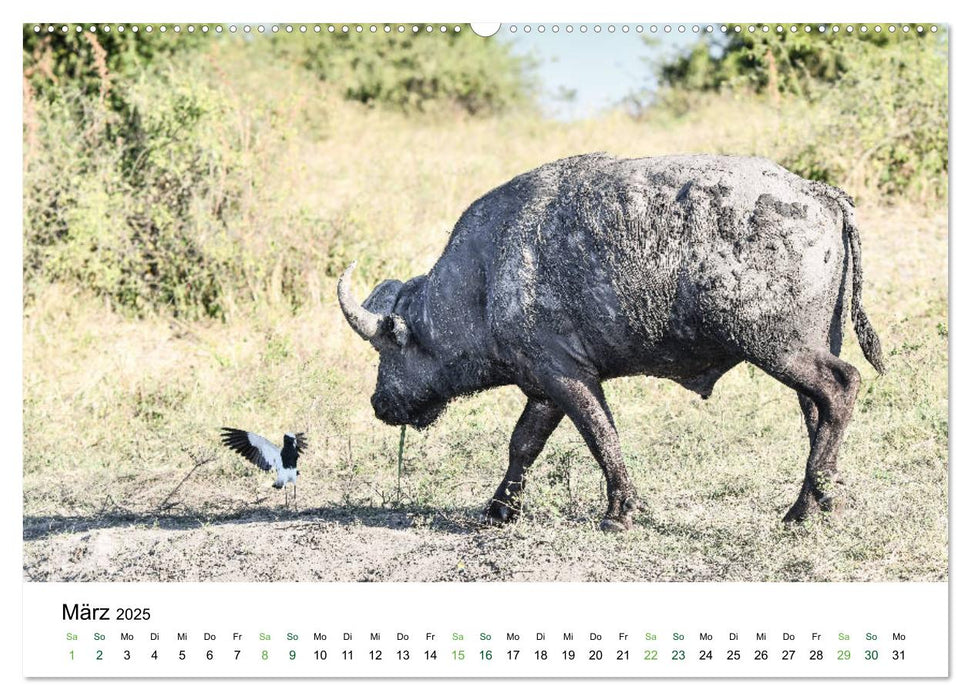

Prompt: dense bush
[
  {"left": 782, "top": 38, "right": 948, "bottom": 201},
  {"left": 644, "top": 27, "right": 948, "bottom": 202},
  {"left": 22, "top": 26, "right": 535, "bottom": 319},
  {"left": 655, "top": 24, "right": 937, "bottom": 97},
  {"left": 24, "top": 63, "right": 240, "bottom": 318},
  {"left": 23, "top": 26, "right": 206, "bottom": 106},
  {"left": 277, "top": 28, "right": 534, "bottom": 114}
]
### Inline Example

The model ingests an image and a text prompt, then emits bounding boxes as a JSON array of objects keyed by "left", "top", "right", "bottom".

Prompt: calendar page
[{"left": 19, "top": 4, "right": 951, "bottom": 690}]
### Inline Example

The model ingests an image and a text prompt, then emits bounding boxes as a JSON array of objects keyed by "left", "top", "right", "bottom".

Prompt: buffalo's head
[{"left": 338, "top": 262, "right": 449, "bottom": 429}]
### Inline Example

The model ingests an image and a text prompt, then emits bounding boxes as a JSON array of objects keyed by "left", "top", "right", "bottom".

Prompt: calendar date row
[{"left": 68, "top": 647, "right": 909, "bottom": 663}]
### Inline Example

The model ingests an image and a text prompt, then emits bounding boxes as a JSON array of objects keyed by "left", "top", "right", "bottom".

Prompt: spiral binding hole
[{"left": 24, "top": 22, "right": 944, "bottom": 38}]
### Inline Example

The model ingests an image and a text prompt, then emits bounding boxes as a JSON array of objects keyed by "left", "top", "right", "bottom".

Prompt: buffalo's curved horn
[{"left": 338, "top": 262, "right": 384, "bottom": 342}]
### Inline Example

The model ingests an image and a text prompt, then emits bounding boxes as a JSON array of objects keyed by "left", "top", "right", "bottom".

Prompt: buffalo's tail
[{"left": 835, "top": 195, "right": 886, "bottom": 374}]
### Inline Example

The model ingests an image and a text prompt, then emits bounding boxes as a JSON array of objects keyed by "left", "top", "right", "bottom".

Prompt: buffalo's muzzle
[{"left": 371, "top": 392, "right": 403, "bottom": 425}]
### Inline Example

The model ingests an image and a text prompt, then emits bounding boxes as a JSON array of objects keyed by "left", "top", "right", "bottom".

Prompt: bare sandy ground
[
  {"left": 23, "top": 508, "right": 634, "bottom": 582},
  {"left": 23, "top": 493, "right": 948, "bottom": 583}
]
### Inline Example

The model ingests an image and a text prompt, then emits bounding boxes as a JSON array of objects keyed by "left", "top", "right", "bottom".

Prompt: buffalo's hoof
[
  {"left": 816, "top": 494, "right": 843, "bottom": 515},
  {"left": 783, "top": 495, "right": 842, "bottom": 524},
  {"left": 600, "top": 495, "right": 640, "bottom": 532},
  {"left": 782, "top": 509, "right": 806, "bottom": 524},
  {"left": 599, "top": 516, "right": 631, "bottom": 533},
  {"left": 782, "top": 499, "right": 812, "bottom": 524},
  {"left": 485, "top": 499, "right": 519, "bottom": 526}
]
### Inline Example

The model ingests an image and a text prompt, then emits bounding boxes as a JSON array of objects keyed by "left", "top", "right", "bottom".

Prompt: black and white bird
[{"left": 220, "top": 428, "right": 308, "bottom": 508}]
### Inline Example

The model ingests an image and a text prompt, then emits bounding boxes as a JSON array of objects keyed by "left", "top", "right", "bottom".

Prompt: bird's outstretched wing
[
  {"left": 220, "top": 428, "right": 282, "bottom": 472},
  {"left": 294, "top": 432, "right": 309, "bottom": 455}
]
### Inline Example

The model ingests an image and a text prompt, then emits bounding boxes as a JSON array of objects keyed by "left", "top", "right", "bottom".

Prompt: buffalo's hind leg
[
  {"left": 771, "top": 350, "right": 861, "bottom": 523},
  {"left": 785, "top": 393, "right": 819, "bottom": 521},
  {"left": 486, "top": 397, "right": 564, "bottom": 524},
  {"left": 798, "top": 392, "right": 819, "bottom": 445}
]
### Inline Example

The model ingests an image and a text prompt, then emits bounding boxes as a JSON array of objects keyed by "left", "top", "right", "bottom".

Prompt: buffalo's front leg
[
  {"left": 541, "top": 374, "right": 639, "bottom": 532},
  {"left": 486, "top": 397, "right": 564, "bottom": 524}
]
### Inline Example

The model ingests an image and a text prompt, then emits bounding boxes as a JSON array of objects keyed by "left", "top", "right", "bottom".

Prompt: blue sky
[{"left": 499, "top": 25, "right": 700, "bottom": 120}]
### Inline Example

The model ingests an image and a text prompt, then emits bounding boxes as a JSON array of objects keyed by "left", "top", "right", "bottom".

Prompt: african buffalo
[{"left": 338, "top": 153, "right": 885, "bottom": 531}]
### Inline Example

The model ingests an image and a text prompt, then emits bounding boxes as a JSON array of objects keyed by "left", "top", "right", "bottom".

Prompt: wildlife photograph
[{"left": 22, "top": 23, "right": 947, "bottom": 582}]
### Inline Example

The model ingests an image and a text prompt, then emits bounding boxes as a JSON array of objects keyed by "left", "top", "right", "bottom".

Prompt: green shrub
[
  {"left": 24, "top": 64, "right": 245, "bottom": 318},
  {"left": 279, "top": 27, "right": 534, "bottom": 114},
  {"left": 655, "top": 24, "right": 938, "bottom": 97},
  {"left": 23, "top": 26, "right": 537, "bottom": 319},
  {"left": 643, "top": 27, "right": 948, "bottom": 202},
  {"left": 23, "top": 26, "right": 206, "bottom": 106},
  {"left": 781, "top": 37, "right": 948, "bottom": 201}
]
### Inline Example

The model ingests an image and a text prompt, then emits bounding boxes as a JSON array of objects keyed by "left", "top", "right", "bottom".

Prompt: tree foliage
[
  {"left": 275, "top": 28, "right": 534, "bottom": 114},
  {"left": 649, "top": 25, "right": 948, "bottom": 201},
  {"left": 658, "top": 24, "right": 940, "bottom": 97},
  {"left": 783, "top": 37, "right": 948, "bottom": 200},
  {"left": 23, "top": 26, "right": 206, "bottom": 108},
  {"left": 22, "top": 24, "right": 536, "bottom": 318}
]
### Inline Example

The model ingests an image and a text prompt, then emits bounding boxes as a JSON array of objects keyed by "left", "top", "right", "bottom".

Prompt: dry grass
[{"left": 22, "top": 49, "right": 947, "bottom": 582}]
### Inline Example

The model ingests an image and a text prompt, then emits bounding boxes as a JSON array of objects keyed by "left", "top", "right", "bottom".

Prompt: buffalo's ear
[
  {"left": 391, "top": 275, "right": 430, "bottom": 348},
  {"left": 364, "top": 280, "right": 411, "bottom": 348},
  {"left": 387, "top": 314, "right": 411, "bottom": 347},
  {"left": 363, "top": 279, "right": 404, "bottom": 316}
]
